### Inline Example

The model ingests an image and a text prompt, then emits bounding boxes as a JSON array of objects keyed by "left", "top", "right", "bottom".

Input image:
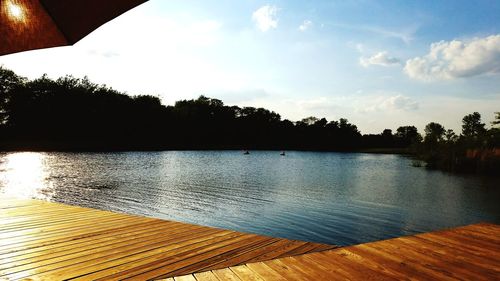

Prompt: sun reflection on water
[{"left": 0, "top": 152, "right": 53, "bottom": 200}]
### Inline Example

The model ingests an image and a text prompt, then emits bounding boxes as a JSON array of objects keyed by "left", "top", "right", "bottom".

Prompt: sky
[{"left": 1, "top": 0, "right": 500, "bottom": 134}]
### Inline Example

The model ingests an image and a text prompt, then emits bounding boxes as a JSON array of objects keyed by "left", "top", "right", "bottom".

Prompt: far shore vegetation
[{"left": 1, "top": 67, "right": 499, "bottom": 175}]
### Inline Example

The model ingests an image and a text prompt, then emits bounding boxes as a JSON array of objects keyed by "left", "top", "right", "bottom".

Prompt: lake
[{"left": 0, "top": 151, "right": 498, "bottom": 246}]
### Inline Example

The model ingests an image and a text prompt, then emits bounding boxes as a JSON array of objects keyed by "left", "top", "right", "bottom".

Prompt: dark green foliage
[
  {"left": 416, "top": 113, "right": 500, "bottom": 175},
  {"left": 424, "top": 122, "right": 445, "bottom": 143},
  {"left": 0, "top": 67, "right": 366, "bottom": 151},
  {"left": 1, "top": 66, "right": 497, "bottom": 176},
  {"left": 394, "top": 126, "right": 422, "bottom": 147},
  {"left": 0, "top": 67, "right": 26, "bottom": 124},
  {"left": 462, "top": 112, "right": 486, "bottom": 138},
  {"left": 492, "top": 112, "right": 500, "bottom": 126}
]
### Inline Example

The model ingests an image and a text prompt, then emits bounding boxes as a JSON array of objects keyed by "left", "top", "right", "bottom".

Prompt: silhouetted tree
[
  {"left": 0, "top": 67, "right": 26, "bottom": 125},
  {"left": 301, "top": 116, "right": 319, "bottom": 126},
  {"left": 7, "top": 67, "right": 495, "bottom": 164},
  {"left": 492, "top": 112, "right": 500, "bottom": 127},
  {"left": 413, "top": 112, "right": 499, "bottom": 175},
  {"left": 395, "top": 126, "right": 422, "bottom": 146},
  {"left": 462, "top": 112, "right": 486, "bottom": 138},
  {"left": 424, "top": 122, "right": 445, "bottom": 144},
  {"left": 444, "top": 129, "right": 458, "bottom": 143}
]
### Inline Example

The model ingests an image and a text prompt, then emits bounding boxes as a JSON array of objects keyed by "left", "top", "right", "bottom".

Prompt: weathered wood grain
[
  {"left": 202, "top": 223, "right": 500, "bottom": 281},
  {"left": 0, "top": 197, "right": 336, "bottom": 280}
]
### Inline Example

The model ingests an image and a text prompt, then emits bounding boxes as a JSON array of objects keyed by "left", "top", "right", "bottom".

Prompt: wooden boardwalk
[
  {"left": 176, "top": 223, "right": 500, "bottom": 281},
  {"left": 1, "top": 197, "right": 498, "bottom": 280},
  {"left": 0, "top": 197, "right": 336, "bottom": 280}
]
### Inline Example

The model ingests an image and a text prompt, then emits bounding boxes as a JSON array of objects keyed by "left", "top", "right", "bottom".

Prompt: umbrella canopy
[{"left": 0, "top": 0, "right": 147, "bottom": 56}]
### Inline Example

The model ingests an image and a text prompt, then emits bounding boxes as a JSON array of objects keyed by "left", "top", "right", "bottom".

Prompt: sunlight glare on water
[
  {"left": 0, "top": 151, "right": 498, "bottom": 246},
  {"left": 0, "top": 152, "right": 53, "bottom": 200}
]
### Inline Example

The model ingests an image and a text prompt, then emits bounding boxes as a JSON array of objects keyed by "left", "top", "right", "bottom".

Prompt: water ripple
[{"left": 0, "top": 151, "right": 499, "bottom": 246}]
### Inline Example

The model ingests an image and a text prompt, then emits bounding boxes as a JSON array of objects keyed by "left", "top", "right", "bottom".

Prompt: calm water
[{"left": 0, "top": 151, "right": 498, "bottom": 246}]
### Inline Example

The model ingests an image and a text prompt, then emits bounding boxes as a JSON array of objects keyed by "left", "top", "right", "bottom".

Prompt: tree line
[
  {"left": 0, "top": 67, "right": 414, "bottom": 151},
  {"left": 0, "top": 67, "right": 498, "bottom": 173},
  {"left": 414, "top": 112, "right": 500, "bottom": 174}
]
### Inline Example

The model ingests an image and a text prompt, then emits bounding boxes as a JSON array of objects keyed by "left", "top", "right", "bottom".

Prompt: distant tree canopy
[
  {"left": 395, "top": 126, "right": 422, "bottom": 146},
  {"left": 418, "top": 112, "right": 499, "bottom": 174},
  {"left": 492, "top": 112, "right": 500, "bottom": 127},
  {"left": 424, "top": 122, "right": 446, "bottom": 144},
  {"left": 462, "top": 112, "right": 486, "bottom": 138},
  {"left": 1, "top": 65, "right": 498, "bottom": 170},
  {"left": 0, "top": 67, "right": 367, "bottom": 151}
]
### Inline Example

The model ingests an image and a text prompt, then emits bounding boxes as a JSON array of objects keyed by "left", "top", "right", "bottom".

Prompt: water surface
[{"left": 0, "top": 151, "right": 498, "bottom": 246}]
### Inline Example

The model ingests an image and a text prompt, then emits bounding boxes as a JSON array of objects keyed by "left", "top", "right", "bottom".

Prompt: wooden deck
[
  {"left": 0, "top": 197, "right": 336, "bottom": 280},
  {"left": 177, "top": 222, "right": 500, "bottom": 281},
  {"left": 1, "top": 197, "right": 498, "bottom": 281}
]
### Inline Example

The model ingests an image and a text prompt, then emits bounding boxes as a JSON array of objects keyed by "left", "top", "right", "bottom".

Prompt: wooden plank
[
  {"left": 245, "top": 262, "right": 288, "bottom": 281},
  {"left": 173, "top": 275, "right": 198, "bottom": 281},
  {"left": 0, "top": 223, "right": 204, "bottom": 273},
  {"left": 205, "top": 223, "right": 500, "bottom": 281},
  {"left": 165, "top": 236, "right": 277, "bottom": 276},
  {"left": 115, "top": 235, "right": 266, "bottom": 280},
  {"left": 37, "top": 231, "right": 244, "bottom": 280},
  {"left": 193, "top": 271, "right": 221, "bottom": 281},
  {"left": 415, "top": 232, "right": 499, "bottom": 259},
  {"left": 0, "top": 220, "right": 169, "bottom": 262},
  {"left": 244, "top": 241, "right": 308, "bottom": 263},
  {"left": 5, "top": 228, "right": 229, "bottom": 280},
  {"left": 293, "top": 254, "right": 351, "bottom": 281},
  {"left": 301, "top": 251, "right": 370, "bottom": 281},
  {"left": 196, "top": 239, "right": 285, "bottom": 270},
  {"left": 344, "top": 245, "right": 419, "bottom": 280},
  {"left": 0, "top": 210, "right": 99, "bottom": 231},
  {"left": 212, "top": 268, "right": 241, "bottom": 281},
  {"left": 0, "top": 211, "right": 125, "bottom": 239},
  {"left": 0, "top": 214, "right": 138, "bottom": 242},
  {"left": 274, "top": 242, "right": 322, "bottom": 258},
  {"left": 4, "top": 196, "right": 499, "bottom": 281},
  {"left": 376, "top": 238, "right": 496, "bottom": 281},
  {"left": 264, "top": 258, "right": 310, "bottom": 281},
  {"left": 400, "top": 236, "right": 499, "bottom": 273},
  {"left": 0, "top": 216, "right": 149, "bottom": 254},
  {"left": 323, "top": 248, "right": 403, "bottom": 281},
  {"left": 358, "top": 242, "right": 459, "bottom": 281},
  {"left": 2, "top": 197, "right": 499, "bottom": 281},
  {"left": 230, "top": 265, "right": 265, "bottom": 281},
  {"left": 302, "top": 242, "right": 338, "bottom": 253}
]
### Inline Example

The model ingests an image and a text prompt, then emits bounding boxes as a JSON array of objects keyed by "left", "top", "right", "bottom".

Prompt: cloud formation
[
  {"left": 360, "top": 51, "right": 401, "bottom": 67},
  {"left": 332, "top": 23, "right": 416, "bottom": 44},
  {"left": 299, "top": 20, "right": 313, "bottom": 31},
  {"left": 252, "top": 5, "right": 279, "bottom": 32},
  {"left": 380, "top": 95, "right": 419, "bottom": 111},
  {"left": 357, "top": 94, "right": 419, "bottom": 113},
  {"left": 405, "top": 34, "right": 500, "bottom": 81}
]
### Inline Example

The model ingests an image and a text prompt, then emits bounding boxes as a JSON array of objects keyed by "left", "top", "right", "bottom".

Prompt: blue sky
[{"left": 1, "top": 0, "right": 500, "bottom": 134}]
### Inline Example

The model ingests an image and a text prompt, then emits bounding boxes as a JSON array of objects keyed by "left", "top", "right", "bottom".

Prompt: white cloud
[
  {"left": 299, "top": 20, "right": 313, "bottom": 31},
  {"left": 332, "top": 23, "right": 417, "bottom": 44},
  {"left": 378, "top": 95, "right": 419, "bottom": 111},
  {"left": 360, "top": 51, "right": 401, "bottom": 67},
  {"left": 405, "top": 34, "right": 500, "bottom": 81},
  {"left": 252, "top": 5, "right": 278, "bottom": 32},
  {"left": 356, "top": 94, "right": 419, "bottom": 113},
  {"left": 365, "top": 26, "right": 416, "bottom": 44}
]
